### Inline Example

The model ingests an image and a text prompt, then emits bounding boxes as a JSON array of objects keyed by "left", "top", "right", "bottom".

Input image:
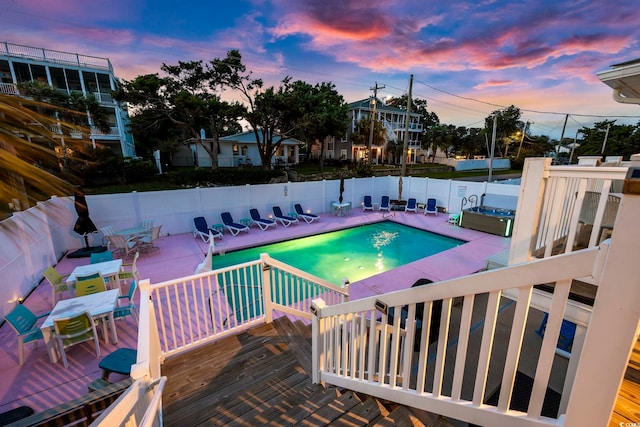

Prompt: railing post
[
  {"left": 311, "top": 299, "right": 326, "bottom": 384},
  {"left": 564, "top": 161, "right": 640, "bottom": 426},
  {"left": 509, "top": 158, "right": 551, "bottom": 264},
  {"left": 260, "top": 253, "right": 273, "bottom": 323}
]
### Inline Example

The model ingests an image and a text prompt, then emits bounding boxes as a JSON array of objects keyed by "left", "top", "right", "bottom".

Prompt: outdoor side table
[
  {"left": 99, "top": 348, "right": 137, "bottom": 381},
  {"left": 211, "top": 223, "right": 225, "bottom": 234},
  {"left": 240, "top": 218, "right": 252, "bottom": 227}
]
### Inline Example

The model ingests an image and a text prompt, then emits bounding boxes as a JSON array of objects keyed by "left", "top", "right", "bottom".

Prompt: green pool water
[{"left": 211, "top": 222, "right": 463, "bottom": 285}]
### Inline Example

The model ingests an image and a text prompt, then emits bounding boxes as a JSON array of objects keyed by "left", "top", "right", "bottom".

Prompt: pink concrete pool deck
[{"left": 0, "top": 208, "right": 509, "bottom": 415}]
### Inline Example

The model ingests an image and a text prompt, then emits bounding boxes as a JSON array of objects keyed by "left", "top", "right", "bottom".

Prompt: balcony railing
[
  {"left": 0, "top": 82, "right": 19, "bottom": 95},
  {"left": 1, "top": 41, "right": 112, "bottom": 71}
]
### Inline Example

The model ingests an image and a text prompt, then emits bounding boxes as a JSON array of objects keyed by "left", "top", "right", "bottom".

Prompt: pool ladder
[{"left": 461, "top": 194, "right": 479, "bottom": 211}]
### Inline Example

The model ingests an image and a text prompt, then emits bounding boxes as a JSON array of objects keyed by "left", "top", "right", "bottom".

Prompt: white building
[
  {"left": 172, "top": 130, "right": 303, "bottom": 168},
  {"left": 0, "top": 41, "right": 136, "bottom": 157}
]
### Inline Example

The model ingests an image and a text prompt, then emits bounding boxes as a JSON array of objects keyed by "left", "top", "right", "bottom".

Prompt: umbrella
[
  {"left": 339, "top": 176, "right": 345, "bottom": 204},
  {"left": 398, "top": 176, "right": 403, "bottom": 201},
  {"left": 73, "top": 186, "right": 97, "bottom": 248}
]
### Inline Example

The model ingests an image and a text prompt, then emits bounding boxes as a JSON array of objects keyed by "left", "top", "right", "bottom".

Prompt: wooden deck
[
  {"left": 161, "top": 317, "right": 441, "bottom": 426},
  {"left": 611, "top": 337, "right": 640, "bottom": 426}
]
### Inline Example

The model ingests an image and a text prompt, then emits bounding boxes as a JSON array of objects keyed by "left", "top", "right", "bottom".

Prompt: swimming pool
[{"left": 211, "top": 221, "right": 464, "bottom": 284}]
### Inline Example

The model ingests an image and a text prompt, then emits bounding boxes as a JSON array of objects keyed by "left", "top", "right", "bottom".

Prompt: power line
[{"left": 414, "top": 79, "right": 640, "bottom": 119}]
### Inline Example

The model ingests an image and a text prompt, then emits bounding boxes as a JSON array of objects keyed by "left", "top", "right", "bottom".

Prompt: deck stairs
[{"left": 161, "top": 316, "right": 453, "bottom": 426}]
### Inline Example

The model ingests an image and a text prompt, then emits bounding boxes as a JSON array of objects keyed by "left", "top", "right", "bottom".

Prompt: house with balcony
[
  {"left": 317, "top": 97, "right": 425, "bottom": 164},
  {"left": 0, "top": 41, "right": 136, "bottom": 158}
]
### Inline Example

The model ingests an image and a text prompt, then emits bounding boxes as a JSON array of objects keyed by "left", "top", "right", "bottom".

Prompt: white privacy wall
[{"left": 0, "top": 176, "right": 519, "bottom": 319}]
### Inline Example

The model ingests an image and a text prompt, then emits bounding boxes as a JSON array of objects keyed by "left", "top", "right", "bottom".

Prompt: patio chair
[
  {"left": 138, "top": 219, "right": 153, "bottom": 232},
  {"left": 139, "top": 225, "right": 162, "bottom": 253},
  {"left": 193, "top": 217, "right": 223, "bottom": 243},
  {"left": 405, "top": 198, "right": 418, "bottom": 213},
  {"left": 43, "top": 266, "right": 71, "bottom": 307},
  {"left": 5, "top": 304, "right": 49, "bottom": 365},
  {"left": 294, "top": 204, "right": 319, "bottom": 223},
  {"left": 114, "top": 280, "right": 138, "bottom": 324},
  {"left": 221, "top": 212, "right": 250, "bottom": 236},
  {"left": 249, "top": 209, "right": 277, "bottom": 230},
  {"left": 99, "top": 225, "right": 117, "bottom": 245},
  {"left": 90, "top": 250, "right": 113, "bottom": 264},
  {"left": 272, "top": 206, "right": 299, "bottom": 227},
  {"left": 379, "top": 196, "right": 390, "bottom": 212},
  {"left": 105, "top": 234, "right": 140, "bottom": 259},
  {"left": 54, "top": 310, "right": 101, "bottom": 369},
  {"left": 118, "top": 251, "right": 140, "bottom": 285},
  {"left": 424, "top": 198, "right": 437, "bottom": 216},
  {"left": 75, "top": 272, "right": 107, "bottom": 296},
  {"left": 362, "top": 195, "right": 373, "bottom": 211}
]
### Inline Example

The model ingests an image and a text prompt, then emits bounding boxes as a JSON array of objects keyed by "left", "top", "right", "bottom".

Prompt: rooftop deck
[{"left": 0, "top": 208, "right": 509, "bottom": 416}]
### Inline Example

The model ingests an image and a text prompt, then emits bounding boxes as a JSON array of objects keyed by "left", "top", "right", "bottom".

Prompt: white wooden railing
[
  {"left": 95, "top": 255, "right": 348, "bottom": 423},
  {"left": 148, "top": 253, "right": 347, "bottom": 358},
  {"left": 311, "top": 247, "right": 602, "bottom": 426},
  {"left": 510, "top": 157, "right": 627, "bottom": 265}
]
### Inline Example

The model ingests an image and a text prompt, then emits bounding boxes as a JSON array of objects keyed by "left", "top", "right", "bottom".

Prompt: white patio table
[
  {"left": 40, "top": 289, "right": 119, "bottom": 364},
  {"left": 65, "top": 259, "right": 123, "bottom": 294}
]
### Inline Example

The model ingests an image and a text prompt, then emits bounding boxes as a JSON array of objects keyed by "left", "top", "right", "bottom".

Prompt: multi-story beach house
[
  {"left": 0, "top": 41, "right": 136, "bottom": 158},
  {"left": 316, "top": 97, "right": 425, "bottom": 164}
]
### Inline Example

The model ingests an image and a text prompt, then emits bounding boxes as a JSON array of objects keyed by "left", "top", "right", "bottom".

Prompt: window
[
  {"left": 241, "top": 145, "right": 248, "bottom": 156},
  {"left": 65, "top": 69, "right": 82, "bottom": 92},
  {"left": 232, "top": 144, "right": 239, "bottom": 155},
  {"left": 0, "top": 60, "right": 11, "bottom": 83},
  {"left": 49, "top": 67, "right": 67, "bottom": 91},
  {"left": 13, "top": 63, "right": 31, "bottom": 83},
  {"left": 340, "top": 149, "right": 347, "bottom": 160},
  {"left": 30, "top": 64, "right": 47, "bottom": 83}
]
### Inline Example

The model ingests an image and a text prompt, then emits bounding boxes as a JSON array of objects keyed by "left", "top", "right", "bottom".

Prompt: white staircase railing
[
  {"left": 311, "top": 171, "right": 640, "bottom": 427},
  {"left": 312, "top": 247, "right": 602, "bottom": 426}
]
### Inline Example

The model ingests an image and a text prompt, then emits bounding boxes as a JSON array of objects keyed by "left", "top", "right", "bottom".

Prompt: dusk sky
[{"left": 2, "top": 0, "right": 640, "bottom": 140}]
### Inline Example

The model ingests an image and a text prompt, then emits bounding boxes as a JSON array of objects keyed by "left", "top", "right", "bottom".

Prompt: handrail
[{"left": 311, "top": 246, "right": 604, "bottom": 427}]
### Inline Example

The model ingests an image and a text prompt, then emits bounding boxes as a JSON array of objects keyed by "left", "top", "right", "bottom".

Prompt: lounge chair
[
  {"left": 272, "top": 206, "right": 298, "bottom": 227},
  {"left": 535, "top": 312, "right": 577, "bottom": 352},
  {"left": 362, "top": 195, "right": 373, "bottom": 211},
  {"left": 405, "top": 198, "right": 418, "bottom": 213},
  {"left": 379, "top": 196, "right": 390, "bottom": 211},
  {"left": 221, "top": 212, "right": 250, "bottom": 236},
  {"left": 193, "top": 217, "right": 223, "bottom": 243},
  {"left": 294, "top": 204, "right": 319, "bottom": 223},
  {"left": 424, "top": 198, "right": 437, "bottom": 215},
  {"left": 249, "top": 209, "right": 277, "bottom": 230}
]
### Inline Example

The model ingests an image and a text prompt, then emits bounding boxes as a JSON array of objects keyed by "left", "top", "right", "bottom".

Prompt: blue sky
[{"left": 2, "top": 0, "right": 640, "bottom": 140}]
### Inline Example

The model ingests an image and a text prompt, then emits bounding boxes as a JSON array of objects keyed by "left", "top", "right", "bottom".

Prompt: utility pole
[
  {"left": 488, "top": 115, "right": 497, "bottom": 182},
  {"left": 368, "top": 82, "right": 385, "bottom": 163},
  {"left": 601, "top": 123, "right": 611, "bottom": 156},
  {"left": 555, "top": 114, "right": 569, "bottom": 160},
  {"left": 401, "top": 75, "right": 413, "bottom": 177},
  {"left": 516, "top": 120, "right": 529, "bottom": 159}
]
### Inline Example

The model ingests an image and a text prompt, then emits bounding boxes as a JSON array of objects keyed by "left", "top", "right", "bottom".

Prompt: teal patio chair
[
  {"left": 5, "top": 304, "right": 50, "bottom": 365},
  {"left": 114, "top": 280, "right": 139, "bottom": 324}
]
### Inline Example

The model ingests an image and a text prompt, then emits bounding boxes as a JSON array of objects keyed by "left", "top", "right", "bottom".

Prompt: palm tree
[{"left": 0, "top": 94, "right": 88, "bottom": 210}]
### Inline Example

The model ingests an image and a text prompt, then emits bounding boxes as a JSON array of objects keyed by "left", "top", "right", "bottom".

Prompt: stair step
[
  {"left": 328, "top": 397, "right": 388, "bottom": 426},
  {"left": 300, "top": 390, "right": 362, "bottom": 426},
  {"left": 274, "top": 316, "right": 313, "bottom": 375},
  {"left": 280, "top": 386, "right": 341, "bottom": 425}
]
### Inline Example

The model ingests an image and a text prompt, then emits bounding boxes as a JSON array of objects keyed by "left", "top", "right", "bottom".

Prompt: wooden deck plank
[{"left": 299, "top": 390, "right": 361, "bottom": 426}]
